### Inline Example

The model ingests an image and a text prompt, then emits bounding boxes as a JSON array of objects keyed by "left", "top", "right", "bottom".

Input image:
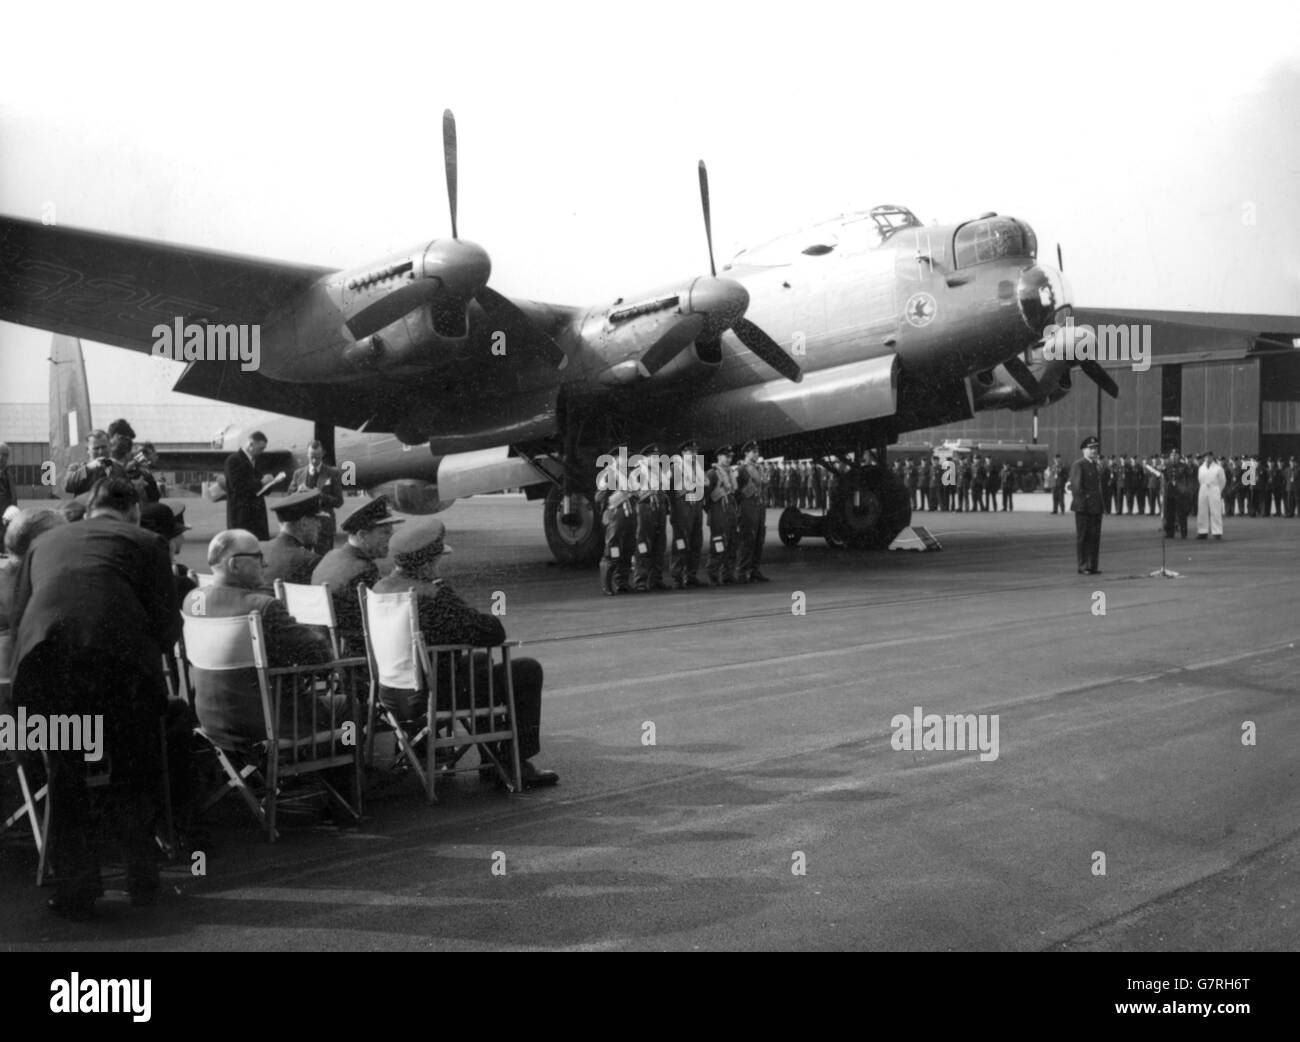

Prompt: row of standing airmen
[
  {"left": 1045, "top": 453, "right": 1300, "bottom": 519},
  {"left": 597, "top": 442, "right": 772, "bottom": 594},
  {"left": 897, "top": 457, "right": 1027, "bottom": 512}
]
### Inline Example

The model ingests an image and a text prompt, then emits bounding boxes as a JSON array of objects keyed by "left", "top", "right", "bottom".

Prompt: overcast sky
[{"left": 2, "top": 0, "right": 1298, "bottom": 411}]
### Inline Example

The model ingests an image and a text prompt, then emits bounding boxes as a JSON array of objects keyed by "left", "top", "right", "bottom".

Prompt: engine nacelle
[{"left": 369, "top": 479, "right": 453, "bottom": 515}]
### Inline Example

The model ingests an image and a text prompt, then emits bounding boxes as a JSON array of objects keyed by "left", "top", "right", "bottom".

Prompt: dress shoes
[
  {"left": 1195, "top": 534, "right": 1208, "bottom": 540},
  {"left": 684, "top": 577, "right": 704, "bottom": 588},
  {"left": 520, "top": 761, "right": 559, "bottom": 788},
  {"left": 751, "top": 572, "right": 772, "bottom": 583},
  {"left": 707, "top": 575, "right": 723, "bottom": 587}
]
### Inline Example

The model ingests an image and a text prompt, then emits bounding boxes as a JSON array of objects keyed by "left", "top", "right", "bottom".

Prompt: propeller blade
[
  {"left": 1056, "top": 242, "right": 1064, "bottom": 272},
  {"left": 1079, "top": 360, "right": 1119, "bottom": 398},
  {"left": 1002, "top": 354, "right": 1044, "bottom": 401},
  {"left": 733, "top": 317, "right": 803, "bottom": 382},
  {"left": 346, "top": 280, "right": 446, "bottom": 340},
  {"left": 698, "top": 160, "right": 716, "bottom": 277},
  {"left": 443, "top": 109, "right": 459, "bottom": 240},
  {"left": 476, "top": 286, "right": 568, "bottom": 369},
  {"left": 638, "top": 313, "right": 706, "bottom": 376}
]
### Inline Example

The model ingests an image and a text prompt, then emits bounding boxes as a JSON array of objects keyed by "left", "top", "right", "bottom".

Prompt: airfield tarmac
[{"left": 2, "top": 493, "right": 1297, "bottom": 951}]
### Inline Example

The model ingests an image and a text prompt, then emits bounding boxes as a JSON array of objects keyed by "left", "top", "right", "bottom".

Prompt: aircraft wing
[
  {"left": 0, "top": 216, "right": 334, "bottom": 352},
  {"left": 1071, "top": 307, "right": 1300, "bottom": 361}
]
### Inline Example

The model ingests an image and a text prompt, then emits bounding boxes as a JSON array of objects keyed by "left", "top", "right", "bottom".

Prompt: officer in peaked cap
[
  {"left": 312, "top": 496, "right": 404, "bottom": 650},
  {"left": 262, "top": 490, "right": 328, "bottom": 587},
  {"left": 1069, "top": 436, "right": 1104, "bottom": 574},
  {"left": 633, "top": 442, "right": 671, "bottom": 591},
  {"left": 386, "top": 515, "right": 454, "bottom": 562},
  {"left": 669, "top": 439, "right": 706, "bottom": 588}
]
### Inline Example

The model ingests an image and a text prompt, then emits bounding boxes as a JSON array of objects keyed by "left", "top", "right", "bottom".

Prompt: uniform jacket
[
  {"left": 1068, "top": 456, "right": 1104, "bottom": 515},
  {"left": 261, "top": 531, "right": 322, "bottom": 587},
  {"left": 312, "top": 543, "right": 380, "bottom": 644}
]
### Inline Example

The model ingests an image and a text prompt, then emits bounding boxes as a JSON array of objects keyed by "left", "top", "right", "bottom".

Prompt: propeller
[
  {"left": 444, "top": 109, "right": 459, "bottom": 241},
  {"left": 695, "top": 161, "right": 802, "bottom": 382},
  {"left": 1001, "top": 354, "right": 1044, "bottom": 402},
  {"left": 1048, "top": 250, "right": 1119, "bottom": 400},
  {"left": 345, "top": 110, "right": 566, "bottom": 370}
]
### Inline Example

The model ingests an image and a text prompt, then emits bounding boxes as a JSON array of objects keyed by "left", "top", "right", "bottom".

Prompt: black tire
[
  {"left": 777, "top": 506, "right": 803, "bottom": 547},
  {"left": 828, "top": 467, "right": 913, "bottom": 550},
  {"left": 543, "top": 487, "right": 603, "bottom": 567}
]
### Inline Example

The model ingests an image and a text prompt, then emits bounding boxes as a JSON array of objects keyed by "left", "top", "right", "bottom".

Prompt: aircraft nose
[
  {"left": 417, "top": 238, "right": 492, "bottom": 300},
  {"left": 684, "top": 276, "right": 750, "bottom": 338},
  {"left": 1016, "top": 264, "right": 1071, "bottom": 336}
]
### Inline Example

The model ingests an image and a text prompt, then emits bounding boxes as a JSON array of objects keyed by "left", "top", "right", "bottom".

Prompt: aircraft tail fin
[{"left": 48, "top": 334, "right": 93, "bottom": 493}]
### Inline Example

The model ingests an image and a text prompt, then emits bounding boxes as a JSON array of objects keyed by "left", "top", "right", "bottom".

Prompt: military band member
[
  {"left": 1223, "top": 458, "right": 1238, "bottom": 517},
  {"left": 956, "top": 456, "right": 972, "bottom": 512},
  {"left": 1286, "top": 457, "right": 1298, "bottom": 518},
  {"left": 705, "top": 445, "right": 738, "bottom": 585},
  {"left": 1235, "top": 456, "right": 1252, "bottom": 516},
  {"left": 1050, "top": 454, "right": 1067, "bottom": 514},
  {"left": 1146, "top": 455, "right": 1162, "bottom": 515},
  {"left": 262, "top": 489, "right": 327, "bottom": 586},
  {"left": 734, "top": 441, "right": 770, "bottom": 583},
  {"left": 311, "top": 496, "right": 403, "bottom": 651},
  {"left": 669, "top": 440, "right": 706, "bottom": 588},
  {"left": 1069, "top": 436, "right": 1104, "bottom": 574},
  {"left": 596, "top": 448, "right": 637, "bottom": 595},
  {"left": 289, "top": 440, "right": 345, "bottom": 555}
]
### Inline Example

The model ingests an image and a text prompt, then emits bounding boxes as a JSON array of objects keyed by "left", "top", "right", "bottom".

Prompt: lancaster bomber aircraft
[{"left": 4, "top": 111, "right": 1281, "bottom": 564}]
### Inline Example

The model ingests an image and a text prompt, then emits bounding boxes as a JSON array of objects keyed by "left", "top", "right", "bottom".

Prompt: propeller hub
[
  {"left": 685, "top": 276, "right": 750, "bottom": 338},
  {"left": 417, "top": 238, "right": 492, "bottom": 301}
]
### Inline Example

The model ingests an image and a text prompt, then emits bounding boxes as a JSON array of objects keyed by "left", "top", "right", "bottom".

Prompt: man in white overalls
[{"left": 1196, "top": 452, "right": 1226, "bottom": 540}]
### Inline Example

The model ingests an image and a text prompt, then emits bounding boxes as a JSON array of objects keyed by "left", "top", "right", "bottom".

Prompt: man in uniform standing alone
[
  {"left": 1069, "top": 436, "right": 1104, "bottom": 574},
  {"left": 735, "top": 441, "right": 770, "bottom": 583}
]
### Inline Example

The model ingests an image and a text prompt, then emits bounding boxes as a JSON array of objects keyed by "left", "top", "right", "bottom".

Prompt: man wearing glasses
[{"left": 182, "top": 529, "right": 342, "bottom": 752}]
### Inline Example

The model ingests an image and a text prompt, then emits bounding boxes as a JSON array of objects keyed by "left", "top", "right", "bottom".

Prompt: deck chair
[
  {"left": 359, "top": 587, "right": 522, "bottom": 803},
  {"left": 274, "top": 580, "right": 340, "bottom": 656},
  {"left": 182, "top": 611, "right": 365, "bottom": 841}
]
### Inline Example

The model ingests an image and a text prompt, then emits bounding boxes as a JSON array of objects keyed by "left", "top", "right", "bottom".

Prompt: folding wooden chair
[
  {"left": 360, "top": 587, "right": 522, "bottom": 803},
  {"left": 182, "top": 611, "right": 365, "bottom": 841},
  {"left": 193, "top": 572, "right": 216, "bottom": 588},
  {"left": 274, "top": 579, "right": 340, "bottom": 656}
]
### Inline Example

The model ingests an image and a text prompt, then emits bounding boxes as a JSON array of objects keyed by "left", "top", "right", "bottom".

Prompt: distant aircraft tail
[{"left": 48, "top": 334, "right": 93, "bottom": 496}]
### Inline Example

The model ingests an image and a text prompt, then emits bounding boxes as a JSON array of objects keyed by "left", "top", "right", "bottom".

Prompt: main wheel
[
  {"left": 777, "top": 506, "right": 803, "bottom": 546},
  {"left": 543, "top": 487, "right": 604, "bottom": 566},
  {"left": 827, "top": 467, "right": 913, "bottom": 550}
]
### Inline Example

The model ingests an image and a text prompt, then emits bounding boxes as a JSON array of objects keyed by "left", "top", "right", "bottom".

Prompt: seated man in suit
[
  {"left": 372, "top": 517, "right": 558, "bottom": 788},
  {"left": 183, "top": 529, "right": 347, "bottom": 752}
]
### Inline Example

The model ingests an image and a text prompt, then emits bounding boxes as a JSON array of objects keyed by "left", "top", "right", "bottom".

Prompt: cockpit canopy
[{"left": 726, "top": 205, "right": 923, "bottom": 269}]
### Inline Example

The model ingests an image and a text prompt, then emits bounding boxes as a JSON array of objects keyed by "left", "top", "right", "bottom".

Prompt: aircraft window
[
  {"left": 802, "top": 243, "right": 835, "bottom": 256},
  {"left": 954, "top": 217, "right": 1027, "bottom": 268}
]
